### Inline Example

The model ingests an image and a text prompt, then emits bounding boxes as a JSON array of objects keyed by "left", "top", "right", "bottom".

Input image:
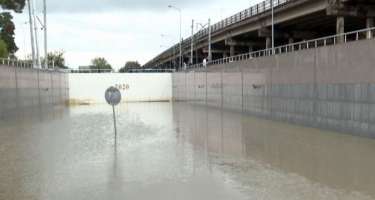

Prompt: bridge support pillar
[
  {"left": 230, "top": 45, "right": 235, "bottom": 57},
  {"left": 366, "top": 17, "right": 374, "bottom": 39},
  {"left": 336, "top": 16, "right": 345, "bottom": 43},
  {"left": 266, "top": 37, "right": 272, "bottom": 49},
  {"left": 223, "top": 52, "right": 227, "bottom": 58},
  {"left": 288, "top": 38, "right": 294, "bottom": 51},
  {"left": 248, "top": 46, "right": 253, "bottom": 53}
]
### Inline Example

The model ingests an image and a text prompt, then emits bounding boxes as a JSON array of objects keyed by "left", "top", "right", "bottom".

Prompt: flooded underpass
[{"left": 1, "top": 102, "right": 375, "bottom": 200}]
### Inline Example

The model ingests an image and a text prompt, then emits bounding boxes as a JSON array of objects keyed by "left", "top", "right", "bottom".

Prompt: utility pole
[
  {"left": 190, "top": 19, "right": 194, "bottom": 65},
  {"left": 271, "top": 0, "right": 275, "bottom": 54},
  {"left": 43, "top": 0, "right": 48, "bottom": 68},
  {"left": 208, "top": 18, "right": 212, "bottom": 61},
  {"left": 27, "top": 0, "right": 36, "bottom": 68},
  {"left": 32, "top": 0, "right": 41, "bottom": 68},
  {"left": 196, "top": 19, "right": 212, "bottom": 63}
]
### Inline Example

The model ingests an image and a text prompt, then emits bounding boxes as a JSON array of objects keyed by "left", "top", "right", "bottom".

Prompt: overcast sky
[{"left": 13, "top": 0, "right": 263, "bottom": 69}]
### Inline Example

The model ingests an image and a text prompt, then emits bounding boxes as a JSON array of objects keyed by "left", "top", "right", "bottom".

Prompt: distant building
[
  {"left": 75, "top": 66, "right": 112, "bottom": 73},
  {"left": 78, "top": 66, "right": 91, "bottom": 70}
]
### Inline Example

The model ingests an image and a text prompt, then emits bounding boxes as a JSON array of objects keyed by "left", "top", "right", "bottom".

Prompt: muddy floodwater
[{"left": 1, "top": 103, "right": 375, "bottom": 200}]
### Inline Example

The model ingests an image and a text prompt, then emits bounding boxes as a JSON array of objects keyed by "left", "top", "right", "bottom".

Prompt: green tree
[
  {"left": 0, "top": 12, "right": 17, "bottom": 54},
  {"left": 0, "top": 0, "right": 26, "bottom": 13},
  {"left": 0, "top": 39, "right": 8, "bottom": 57},
  {"left": 119, "top": 61, "right": 141, "bottom": 73},
  {"left": 0, "top": 0, "right": 26, "bottom": 55},
  {"left": 44, "top": 50, "right": 67, "bottom": 69},
  {"left": 90, "top": 57, "right": 112, "bottom": 72}
]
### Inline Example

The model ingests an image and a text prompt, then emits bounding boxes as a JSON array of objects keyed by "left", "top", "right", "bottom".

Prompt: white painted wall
[{"left": 69, "top": 73, "right": 172, "bottom": 104}]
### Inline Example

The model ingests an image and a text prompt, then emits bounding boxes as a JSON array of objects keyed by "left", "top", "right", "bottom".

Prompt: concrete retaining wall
[
  {"left": 0, "top": 65, "right": 69, "bottom": 119},
  {"left": 69, "top": 73, "right": 172, "bottom": 104},
  {"left": 172, "top": 39, "right": 375, "bottom": 138}
]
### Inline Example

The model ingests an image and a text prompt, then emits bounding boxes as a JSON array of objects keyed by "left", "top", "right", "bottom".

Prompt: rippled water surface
[{"left": 1, "top": 103, "right": 375, "bottom": 200}]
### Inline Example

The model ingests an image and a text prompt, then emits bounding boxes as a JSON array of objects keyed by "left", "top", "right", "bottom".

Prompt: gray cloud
[{"left": 44, "top": 0, "right": 214, "bottom": 13}]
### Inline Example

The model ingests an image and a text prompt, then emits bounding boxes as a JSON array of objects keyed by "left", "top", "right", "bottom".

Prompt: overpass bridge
[{"left": 144, "top": 0, "right": 375, "bottom": 69}]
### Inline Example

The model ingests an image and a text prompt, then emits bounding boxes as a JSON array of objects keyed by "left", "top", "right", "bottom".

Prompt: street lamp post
[
  {"left": 160, "top": 46, "right": 175, "bottom": 69},
  {"left": 168, "top": 5, "right": 182, "bottom": 70}
]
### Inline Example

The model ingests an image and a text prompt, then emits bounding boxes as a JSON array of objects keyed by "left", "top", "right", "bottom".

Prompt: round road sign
[{"left": 105, "top": 86, "right": 122, "bottom": 106}]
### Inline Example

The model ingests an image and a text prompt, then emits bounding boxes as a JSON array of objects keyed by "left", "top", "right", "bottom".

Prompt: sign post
[{"left": 105, "top": 86, "right": 122, "bottom": 146}]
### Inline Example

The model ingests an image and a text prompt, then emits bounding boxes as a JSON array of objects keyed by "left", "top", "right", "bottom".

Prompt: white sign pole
[
  {"left": 112, "top": 105, "right": 117, "bottom": 146},
  {"left": 105, "top": 86, "right": 122, "bottom": 146}
]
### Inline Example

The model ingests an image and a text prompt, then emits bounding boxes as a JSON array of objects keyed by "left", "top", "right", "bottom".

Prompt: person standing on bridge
[{"left": 203, "top": 58, "right": 207, "bottom": 68}]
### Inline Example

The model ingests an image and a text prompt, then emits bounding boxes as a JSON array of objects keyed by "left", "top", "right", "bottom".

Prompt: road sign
[
  {"left": 105, "top": 86, "right": 122, "bottom": 106},
  {"left": 105, "top": 86, "right": 122, "bottom": 147}
]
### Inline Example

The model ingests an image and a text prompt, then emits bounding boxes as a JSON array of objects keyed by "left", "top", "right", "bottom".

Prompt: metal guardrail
[
  {"left": 68, "top": 68, "right": 176, "bottom": 73},
  {"left": 127, "top": 69, "right": 176, "bottom": 73},
  {"left": 186, "top": 27, "right": 375, "bottom": 70},
  {"left": 0, "top": 58, "right": 66, "bottom": 72},
  {"left": 69, "top": 69, "right": 115, "bottom": 73},
  {"left": 152, "top": 0, "right": 292, "bottom": 63},
  {"left": 0, "top": 59, "right": 175, "bottom": 73},
  {"left": 0, "top": 58, "right": 34, "bottom": 68}
]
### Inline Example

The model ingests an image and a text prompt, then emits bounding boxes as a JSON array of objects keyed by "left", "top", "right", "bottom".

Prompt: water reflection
[
  {"left": 0, "top": 103, "right": 374, "bottom": 200},
  {"left": 174, "top": 103, "right": 375, "bottom": 199}
]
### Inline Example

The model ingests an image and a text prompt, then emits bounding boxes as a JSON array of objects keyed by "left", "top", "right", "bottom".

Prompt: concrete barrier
[
  {"left": 0, "top": 65, "right": 69, "bottom": 120},
  {"left": 68, "top": 73, "right": 172, "bottom": 104},
  {"left": 172, "top": 39, "right": 375, "bottom": 138}
]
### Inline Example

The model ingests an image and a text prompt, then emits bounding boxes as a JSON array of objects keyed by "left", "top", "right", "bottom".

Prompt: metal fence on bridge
[
  {"left": 194, "top": 0, "right": 289, "bottom": 41},
  {"left": 186, "top": 27, "right": 375, "bottom": 70},
  {"left": 157, "top": 0, "right": 292, "bottom": 61}
]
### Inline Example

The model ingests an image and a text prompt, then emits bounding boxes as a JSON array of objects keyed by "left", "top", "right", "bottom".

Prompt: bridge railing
[
  {"left": 187, "top": 27, "right": 375, "bottom": 70},
  {"left": 155, "top": 0, "right": 293, "bottom": 64},
  {"left": 192, "top": 0, "right": 290, "bottom": 42}
]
